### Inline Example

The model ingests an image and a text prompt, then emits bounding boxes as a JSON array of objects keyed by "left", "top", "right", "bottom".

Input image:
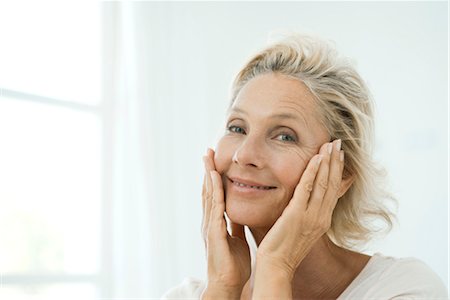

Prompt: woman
[{"left": 163, "top": 34, "right": 448, "bottom": 299}]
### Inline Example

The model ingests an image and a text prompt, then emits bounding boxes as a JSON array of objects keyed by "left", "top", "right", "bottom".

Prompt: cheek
[{"left": 272, "top": 151, "right": 310, "bottom": 195}]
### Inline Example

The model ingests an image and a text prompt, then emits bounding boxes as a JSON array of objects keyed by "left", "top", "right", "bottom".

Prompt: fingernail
[
  {"left": 340, "top": 151, "right": 344, "bottom": 161},
  {"left": 335, "top": 139, "right": 342, "bottom": 151},
  {"left": 327, "top": 143, "right": 333, "bottom": 154},
  {"left": 317, "top": 155, "right": 323, "bottom": 165}
]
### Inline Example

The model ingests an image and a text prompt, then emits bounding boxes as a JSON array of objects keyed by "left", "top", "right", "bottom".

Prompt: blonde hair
[{"left": 231, "top": 34, "right": 396, "bottom": 249}]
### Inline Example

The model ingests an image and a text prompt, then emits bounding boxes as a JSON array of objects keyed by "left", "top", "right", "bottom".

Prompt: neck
[{"left": 248, "top": 227, "right": 370, "bottom": 299}]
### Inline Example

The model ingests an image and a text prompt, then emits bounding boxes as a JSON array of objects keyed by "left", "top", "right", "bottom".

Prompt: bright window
[{"left": 0, "top": 2, "right": 102, "bottom": 298}]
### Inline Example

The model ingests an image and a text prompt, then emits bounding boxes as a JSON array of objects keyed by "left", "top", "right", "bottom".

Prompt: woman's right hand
[{"left": 201, "top": 148, "right": 251, "bottom": 299}]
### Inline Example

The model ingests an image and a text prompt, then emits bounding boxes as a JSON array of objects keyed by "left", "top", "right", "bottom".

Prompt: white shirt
[{"left": 161, "top": 253, "right": 448, "bottom": 299}]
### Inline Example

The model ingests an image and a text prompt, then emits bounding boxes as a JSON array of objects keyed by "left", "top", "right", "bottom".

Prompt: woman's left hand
[{"left": 255, "top": 139, "right": 345, "bottom": 280}]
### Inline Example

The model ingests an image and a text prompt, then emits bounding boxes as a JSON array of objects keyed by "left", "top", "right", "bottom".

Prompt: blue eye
[
  {"left": 227, "top": 125, "right": 246, "bottom": 134},
  {"left": 277, "top": 134, "right": 296, "bottom": 143}
]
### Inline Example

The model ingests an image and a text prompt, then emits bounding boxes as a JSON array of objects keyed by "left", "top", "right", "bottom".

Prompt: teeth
[{"left": 234, "top": 181, "right": 272, "bottom": 190}]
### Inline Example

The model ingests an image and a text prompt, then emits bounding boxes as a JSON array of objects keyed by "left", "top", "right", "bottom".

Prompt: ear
[{"left": 337, "top": 175, "right": 355, "bottom": 198}]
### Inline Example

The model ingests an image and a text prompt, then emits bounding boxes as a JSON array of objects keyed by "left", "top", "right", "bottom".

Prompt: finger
[
  {"left": 291, "top": 154, "right": 323, "bottom": 211},
  {"left": 202, "top": 166, "right": 207, "bottom": 213},
  {"left": 208, "top": 170, "right": 227, "bottom": 239},
  {"left": 203, "top": 156, "right": 213, "bottom": 233},
  {"left": 203, "top": 148, "right": 219, "bottom": 230},
  {"left": 206, "top": 171, "right": 230, "bottom": 257},
  {"left": 201, "top": 169, "right": 209, "bottom": 250},
  {"left": 204, "top": 155, "right": 213, "bottom": 194},
  {"left": 210, "top": 170, "right": 225, "bottom": 219},
  {"left": 322, "top": 141, "right": 344, "bottom": 212},
  {"left": 308, "top": 142, "right": 332, "bottom": 211},
  {"left": 207, "top": 147, "right": 217, "bottom": 170},
  {"left": 204, "top": 148, "right": 216, "bottom": 208},
  {"left": 202, "top": 154, "right": 215, "bottom": 250}
]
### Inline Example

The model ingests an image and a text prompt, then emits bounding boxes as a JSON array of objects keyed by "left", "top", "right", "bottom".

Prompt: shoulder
[
  {"left": 382, "top": 255, "right": 447, "bottom": 295},
  {"left": 339, "top": 253, "right": 448, "bottom": 299},
  {"left": 161, "top": 277, "right": 206, "bottom": 299}
]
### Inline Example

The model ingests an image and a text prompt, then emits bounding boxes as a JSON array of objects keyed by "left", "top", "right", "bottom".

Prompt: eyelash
[
  {"left": 228, "top": 125, "right": 245, "bottom": 134},
  {"left": 227, "top": 125, "right": 298, "bottom": 143}
]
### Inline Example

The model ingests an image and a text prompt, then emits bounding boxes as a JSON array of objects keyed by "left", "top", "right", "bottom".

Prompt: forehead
[{"left": 230, "top": 73, "right": 320, "bottom": 126}]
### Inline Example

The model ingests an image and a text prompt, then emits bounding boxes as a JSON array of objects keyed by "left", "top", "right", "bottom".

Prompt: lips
[{"left": 228, "top": 176, "right": 276, "bottom": 190}]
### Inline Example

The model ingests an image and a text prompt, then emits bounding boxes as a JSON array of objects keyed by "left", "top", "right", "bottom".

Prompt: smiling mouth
[{"left": 229, "top": 178, "right": 277, "bottom": 190}]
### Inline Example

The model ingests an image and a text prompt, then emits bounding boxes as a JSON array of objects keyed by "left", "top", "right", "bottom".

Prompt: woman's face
[{"left": 214, "top": 73, "right": 330, "bottom": 229}]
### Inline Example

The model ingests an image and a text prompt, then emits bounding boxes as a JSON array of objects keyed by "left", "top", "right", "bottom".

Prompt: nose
[{"left": 232, "top": 135, "right": 265, "bottom": 169}]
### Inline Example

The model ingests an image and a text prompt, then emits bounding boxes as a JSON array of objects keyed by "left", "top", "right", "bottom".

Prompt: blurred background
[{"left": 0, "top": 1, "right": 447, "bottom": 299}]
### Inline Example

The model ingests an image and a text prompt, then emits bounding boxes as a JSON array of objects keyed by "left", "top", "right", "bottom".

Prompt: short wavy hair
[{"left": 230, "top": 34, "right": 396, "bottom": 249}]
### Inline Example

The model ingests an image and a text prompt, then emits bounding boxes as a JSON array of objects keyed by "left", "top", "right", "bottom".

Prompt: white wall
[{"left": 114, "top": 2, "right": 448, "bottom": 296}]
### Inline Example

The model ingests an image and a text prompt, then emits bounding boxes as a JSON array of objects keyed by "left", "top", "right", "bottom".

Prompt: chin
[{"left": 225, "top": 197, "right": 278, "bottom": 228}]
